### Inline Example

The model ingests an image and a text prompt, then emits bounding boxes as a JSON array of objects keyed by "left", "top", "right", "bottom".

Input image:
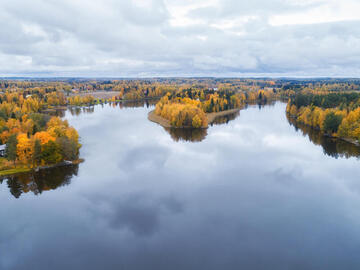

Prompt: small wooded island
[{"left": 148, "top": 89, "right": 245, "bottom": 128}]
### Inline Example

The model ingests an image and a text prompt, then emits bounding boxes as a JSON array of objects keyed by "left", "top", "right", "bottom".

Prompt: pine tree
[
  {"left": 6, "top": 134, "right": 18, "bottom": 166},
  {"left": 33, "top": 139, "right": 42, "bottom": 166}
]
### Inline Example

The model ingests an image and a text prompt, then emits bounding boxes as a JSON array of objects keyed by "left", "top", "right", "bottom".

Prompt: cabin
[{"left": 0, "top": 144, "right": 6, "bottom": 157}]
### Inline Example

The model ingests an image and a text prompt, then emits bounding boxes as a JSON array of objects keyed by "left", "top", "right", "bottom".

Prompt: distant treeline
[{"left": 290, "top": 92, "right": 360, "bottom": 109}]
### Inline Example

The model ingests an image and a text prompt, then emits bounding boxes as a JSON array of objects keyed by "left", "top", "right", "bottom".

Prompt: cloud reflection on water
[{"left": 1, "top": 102, "right": 360, "bottom": 270}]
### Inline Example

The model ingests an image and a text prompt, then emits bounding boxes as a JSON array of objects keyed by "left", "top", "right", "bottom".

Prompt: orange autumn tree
[{"left": 34, "top": 131, "right": 56, "bottom": 144}]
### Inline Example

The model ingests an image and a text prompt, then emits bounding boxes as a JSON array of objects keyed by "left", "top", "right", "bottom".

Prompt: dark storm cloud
[{"left": 0, "top": 0, "right": 359, "bottom": 76}]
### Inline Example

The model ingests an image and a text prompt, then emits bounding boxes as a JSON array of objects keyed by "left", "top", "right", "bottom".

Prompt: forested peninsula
[
  {"left": 287, "top": 92, "right": 360, "bottom": 145},
  {"left": 0, "top": 93, "right": 82, "bottom": 176},
  {"left": 149, "top": 88, "right": 276, "bottom": 128}
]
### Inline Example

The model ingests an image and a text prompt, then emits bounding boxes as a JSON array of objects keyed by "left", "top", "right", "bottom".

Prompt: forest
[
  {"left": 0, "top": 90, "right": 81, "bottom": 175},
  {"left": 287, "top": 92, "right": 360, "bottom": 143},
  {"left": 153, "top": 87, "right": 279, "bottom": 128},
  {"left": 0, "top": 78, "right": 280, "bottom": 104},
  {"left": 153, "top": 89, "right": 245, "bottom": 128}
]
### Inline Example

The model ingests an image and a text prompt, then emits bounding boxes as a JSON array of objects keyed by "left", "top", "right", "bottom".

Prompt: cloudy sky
[{"left": 0, "top": 0, "right": 359, "bottom": 77}]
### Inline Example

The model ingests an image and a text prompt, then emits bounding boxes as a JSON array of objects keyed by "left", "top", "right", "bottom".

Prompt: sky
[{"left": 0, "top": 0, "right": 359, "bottom": 77}]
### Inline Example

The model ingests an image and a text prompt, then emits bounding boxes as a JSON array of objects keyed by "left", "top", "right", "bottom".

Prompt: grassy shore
[
  {"left": 0, "top": 159, "right": 84, "bottom": 177},
  {"left": 0, "top": 167, "right": 32, "bottom": 176},
  {"left": 148, "top": 108, "right": 240, "bottom": 129}
]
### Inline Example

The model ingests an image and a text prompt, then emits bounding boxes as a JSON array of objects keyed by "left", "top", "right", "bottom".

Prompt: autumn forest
[{"left": 1, "top": 78, "right": 360, "bottom": 176}]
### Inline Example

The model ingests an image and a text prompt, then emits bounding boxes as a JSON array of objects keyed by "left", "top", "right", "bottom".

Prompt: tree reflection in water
[
  {"left": 68, "top": 99, "right": 159, "bottom": 116},
  {"left": 287, "top": 115, "right": 360, "bottom": 159},
  {"left": 119, "top": 99, "right": 158, "bottom": 109},
  {"left": 69, "top": 106, "right": 95, "bottom": 116},
  {"left": 0, "top": 165, "right": 79, "bottom": 198},
  {"left": 165, "top": 127, "right": 208, "bottom": 142},
  {"left": 0, "top": 100, "right": 161, "bottom": 198},
  {"left": 165, "top": 111, "right": 241, "bottom": 142},
  {"left": 210, "top": 111, "right": 240, "bottom": 126},
  {"left": 167, "top": 101, "right": 274, "bottom": 142}
]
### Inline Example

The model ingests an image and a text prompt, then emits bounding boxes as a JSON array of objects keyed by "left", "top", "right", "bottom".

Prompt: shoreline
[
  {"left": 148, "top": 108, "right": 240, "bottom": 129},
  {"left": 326, "top": 135, "right": 360, "bottom": 146},
  {"left": 49, "top": 97, "right": 160, "bottom": 110},
  {"left": 122, "top": 97, "right": 161, "bottom": 102},
  {"left": 288, "top": 113, "right": 360, "bottom": 147},
  {"left": 0, "top": 159, "right": 84, "bottom": 178},
  {"left": 206, "top": 108, "right": 241, "bottom": 124}
]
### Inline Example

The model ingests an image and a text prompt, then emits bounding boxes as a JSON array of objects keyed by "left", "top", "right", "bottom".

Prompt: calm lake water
[{"left": 1, "top": 102, "right": 360, "bottom": 270}]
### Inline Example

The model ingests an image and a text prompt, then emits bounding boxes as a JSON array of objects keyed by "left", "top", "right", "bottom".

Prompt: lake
[{"left": 1, "top": 101, "right": 360, "bottom": 270}]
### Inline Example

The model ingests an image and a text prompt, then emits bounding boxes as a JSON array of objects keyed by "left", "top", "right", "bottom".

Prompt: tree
[
  {"left": 57, "top": 137, "right": 78, "bottom": 160},
  {"left": 192, "top": 114, "right": 202, "bottom": 128},
  {"left": 33, "top": 139, "right": 42, "bottom": 166},
  {"left": 209, "top": 98, "right": 214, "bottom": 112},
  {"left": 16, "top": 133, "right": 33, "bottom": 165},
  {"left": 41, "top": 141, "right": 62, "bottom": 164},
  {"left": 6, "top": 134, "right": 18, "bottom": 165},
  {"left": 34, "top": 131, "right": 55, "bottom": 144},
  {"left": 323, "top": 112, "right": 343, "bottom": 134}
]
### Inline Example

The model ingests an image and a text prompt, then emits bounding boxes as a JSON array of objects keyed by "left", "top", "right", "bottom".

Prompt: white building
[{"left": 0, "top": 144, "right": 6, "bottom": 157}]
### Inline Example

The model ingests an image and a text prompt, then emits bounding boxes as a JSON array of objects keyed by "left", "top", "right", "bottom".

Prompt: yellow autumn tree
[
  {"left": 17, "top": 133, "right": 33, "bottom": 166},
  {"left": 34, "top": 131, "right": 56, "bottom": 145},
  {"left": 192, "top": 114, "right": 203, "bottom": 128}
]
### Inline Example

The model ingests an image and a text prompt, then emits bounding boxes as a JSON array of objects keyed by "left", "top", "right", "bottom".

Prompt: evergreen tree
[
  {"left": 41, "top": 141, "right": 62, "bottom": 164},
  {"left": 323, "top": 112, "right": 343, "bottom": 134},
  {"left": 33, "top": 139, "right": 42, "bottom": 166},
  {"left": 6, "top": 134, "right": 18, "bottom": 166}
]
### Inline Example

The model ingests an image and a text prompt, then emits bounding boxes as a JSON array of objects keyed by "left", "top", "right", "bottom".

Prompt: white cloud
[
  {"left": 0, "top": 0, "right": 359, "bottom": 77},
  {"left": 270, "top": 0, "right": 360, "bottom": 26}
]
